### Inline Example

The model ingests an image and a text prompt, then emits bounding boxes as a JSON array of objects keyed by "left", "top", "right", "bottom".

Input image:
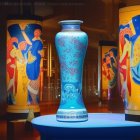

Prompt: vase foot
[{"left": 56, "top": 109, "right": 88, "bottom": 122}]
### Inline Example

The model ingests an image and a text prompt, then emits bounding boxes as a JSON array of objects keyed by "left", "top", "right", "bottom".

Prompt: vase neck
[
  {"left": 61, "top": 24, "right": 81, "bottom": 31},
  {"left": 59, "top": 20, "right": 83, "bottom": 31}
]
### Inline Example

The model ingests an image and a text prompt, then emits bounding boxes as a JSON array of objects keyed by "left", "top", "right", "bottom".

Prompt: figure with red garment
[
  {"left": 102, "top": 48, "right": 118, "bottom": 111},
  {"left": 102, "top": 56, "right": 113, "bottom": 82},
  {"left": 119, "top": 34, "right": 132, "bottom": 104},
  {"left": 7, "top": 37, "right": 18, "bottom": 104},
  {"left": 105, "top": 52, "right": 117, "bottom": 98},
  {"left": 102, "top": 53, "right": 115, "bottom": 96}
]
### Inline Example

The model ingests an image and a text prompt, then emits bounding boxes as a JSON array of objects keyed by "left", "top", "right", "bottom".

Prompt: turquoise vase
[{"left": 55, "top": 20, "right": 88, "bottom": 122}]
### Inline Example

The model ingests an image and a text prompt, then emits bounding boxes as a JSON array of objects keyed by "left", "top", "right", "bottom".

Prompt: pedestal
[
  {"left": 7, "top": 119, "right": 40, "bottom": 140},
  {"left": 32, "top": 113, "right": 140, "bottom": 140}
]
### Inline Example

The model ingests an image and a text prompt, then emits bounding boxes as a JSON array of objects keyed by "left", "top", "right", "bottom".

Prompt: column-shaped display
[
  {"left": 7, "top": 19, "right": 43, "bottom": 119},
  {"left": 119, "top": 5, "right": 140, "bottom": 121}
]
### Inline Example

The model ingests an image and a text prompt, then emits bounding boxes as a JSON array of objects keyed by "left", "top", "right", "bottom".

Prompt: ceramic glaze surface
[{"left": 55, "top": 20, "right": 88, "bottom": 122}]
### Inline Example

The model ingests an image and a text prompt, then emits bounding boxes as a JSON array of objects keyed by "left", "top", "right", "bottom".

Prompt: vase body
[
  {"left": 119, "top": 6, "right": 140, "bottom": 121},
  {"left": 55, "top": 20, "right": 88, "bottom": 122}
]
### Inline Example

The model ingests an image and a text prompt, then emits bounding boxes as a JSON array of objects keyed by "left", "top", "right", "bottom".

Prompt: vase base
[{"left": 56, "top": 109, "right": 88, "bottom": 122}]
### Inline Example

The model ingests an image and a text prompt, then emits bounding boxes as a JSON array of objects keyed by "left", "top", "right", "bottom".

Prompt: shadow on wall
[{"left": 0, "top": 15, "right": 7, "bottom": 117}]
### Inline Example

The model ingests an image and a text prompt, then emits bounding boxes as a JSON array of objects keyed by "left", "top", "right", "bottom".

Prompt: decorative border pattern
[{"left": 56, "top": 109, "right": 88, "bottom": 121}]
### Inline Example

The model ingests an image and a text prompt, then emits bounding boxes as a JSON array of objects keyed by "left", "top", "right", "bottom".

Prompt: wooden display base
[
  {"left": 7, "top": 105, "right": 40, "bottom": 114},
  {"left": 7, "top": 104, "right": 40, "bottom": 121},
  {"left": 125, "top": 114, "right": 140, "bottom": 122},
  {"left": 7, "top": 119, "right": 40, "bottom": 140},
  {"left": 7, "top": 112, "right": 40, "bottom": 121},
  {"left": 125, "top": 110, "right": 140, "bottom": 122}
]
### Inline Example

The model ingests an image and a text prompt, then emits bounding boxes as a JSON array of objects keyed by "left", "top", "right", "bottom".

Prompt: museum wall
[
  {"left": 1, "top": 0, "right": 139, "bottom": 116},
  {"left": 0, "top": 5, "right": 19, "bottom": 117}
]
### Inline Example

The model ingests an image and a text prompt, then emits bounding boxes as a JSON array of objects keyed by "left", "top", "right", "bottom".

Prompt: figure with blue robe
[
  {"left": 130, "top": 15, "right": 140, "bottom": 85},
  {"left": 26, "top": 28, "right": 43, "bottom": 104}
]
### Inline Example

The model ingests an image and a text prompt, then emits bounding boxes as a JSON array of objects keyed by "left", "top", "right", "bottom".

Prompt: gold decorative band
[
  {"left": 125, "top": 110, "right": 140, "bottom": 115},
  {"left": 7, "top": 105, "right": 40, "bottom": 113}
]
